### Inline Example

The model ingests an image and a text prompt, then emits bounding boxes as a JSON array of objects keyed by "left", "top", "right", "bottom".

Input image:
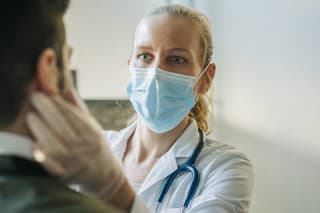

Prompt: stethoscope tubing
[{"left": 154, "top": 129, "right": 205, "bottom": 212}]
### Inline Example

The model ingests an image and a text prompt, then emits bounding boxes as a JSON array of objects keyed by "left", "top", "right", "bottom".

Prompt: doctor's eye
[
  {"left": 167, "top": 56, "right": 187, "bottom": 64},
  {"left": 137, "top": 53, "right": 153, "bottom": 62}
]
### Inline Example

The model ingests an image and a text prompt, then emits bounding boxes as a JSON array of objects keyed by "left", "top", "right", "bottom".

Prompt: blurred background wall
[
  {"left": 65, "top": 0, "right": 165, "bottom": 99},
  {"left": 65, "top": 0, "right": 320, "bottom": 212}
]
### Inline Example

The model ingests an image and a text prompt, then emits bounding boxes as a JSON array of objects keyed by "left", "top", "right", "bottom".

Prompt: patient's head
[{"left": 0, "top": 0, "right": 70, "bottom": 130}]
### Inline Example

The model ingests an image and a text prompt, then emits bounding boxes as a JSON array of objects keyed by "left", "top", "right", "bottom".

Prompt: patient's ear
[{"left": 35, "top": 48, "right": 59, "bottom": 95}]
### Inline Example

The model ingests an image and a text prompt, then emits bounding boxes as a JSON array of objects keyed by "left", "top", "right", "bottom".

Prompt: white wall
[
  {"left": 66, "top": 0, "right": 320, "bottom": 212},
  {"left": 65, "top": 0, "right": 164, "bottom": 99},
  {"left": 195, "top": 0, "right": 320, "bottom": 212}
]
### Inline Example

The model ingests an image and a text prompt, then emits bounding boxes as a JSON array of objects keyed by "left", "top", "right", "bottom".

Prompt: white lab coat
[{"left": 103, "top": 119, "right": 254, "bottom": 213}]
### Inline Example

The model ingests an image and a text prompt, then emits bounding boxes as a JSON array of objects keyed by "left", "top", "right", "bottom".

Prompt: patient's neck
[{"left": 0, "top": 105, "right": 32, "bottom": 139}]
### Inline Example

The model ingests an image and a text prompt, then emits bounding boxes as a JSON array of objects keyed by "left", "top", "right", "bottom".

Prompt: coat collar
[
  {"left": 0, "top": 132, "right": 49, "bottom": 176},
  {"left": 0, "top": 132, "right": 34, "bottom": 160},
  {"left": 170, "top": 119, "right": 201, "bottom": 158},
  {"left": 110, "top": 119, "right": 201, "bottom": 159},
  {"left": 109, "top": 119, "right": 204, "bottom": 194}
]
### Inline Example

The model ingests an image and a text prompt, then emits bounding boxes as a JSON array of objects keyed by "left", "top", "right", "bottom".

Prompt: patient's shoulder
[{"left": 0, "top": 175, "right": 121, "bottom": 212}]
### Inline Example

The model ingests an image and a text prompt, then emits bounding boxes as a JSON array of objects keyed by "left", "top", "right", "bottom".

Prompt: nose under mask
[{"left": 127, "top": 65, "right": 209, "bottom": 133}]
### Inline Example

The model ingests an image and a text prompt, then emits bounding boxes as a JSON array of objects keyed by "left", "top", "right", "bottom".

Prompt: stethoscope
[{"left": 154, "top": 129, "right": 205, "bottom": 212}]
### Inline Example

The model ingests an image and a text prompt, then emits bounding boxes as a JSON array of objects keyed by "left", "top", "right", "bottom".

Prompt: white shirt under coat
[{"left": 103, "top": 119, "right": 254, "bottom": 213}]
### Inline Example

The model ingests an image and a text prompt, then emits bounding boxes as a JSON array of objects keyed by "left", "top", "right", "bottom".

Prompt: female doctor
[{"left": 27, "top": 4, "right": 253, "bottom": 213}]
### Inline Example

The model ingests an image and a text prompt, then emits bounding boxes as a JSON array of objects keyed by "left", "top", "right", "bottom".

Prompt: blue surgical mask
[{"left": 127, "top": 66, "right": 208, "bottom": 133}]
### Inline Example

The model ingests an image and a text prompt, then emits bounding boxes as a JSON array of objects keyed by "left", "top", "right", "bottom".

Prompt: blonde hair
[{"left": 145, "top": 4, "right": 214, "bottom": 134}]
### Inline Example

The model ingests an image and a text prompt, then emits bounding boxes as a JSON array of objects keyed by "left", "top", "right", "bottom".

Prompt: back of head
[
  {"left": 0, "top": 0, "right": 70, "bottom": 128},
  {"left": 145, "top": 4, "right": 214, "bottom": 134}
]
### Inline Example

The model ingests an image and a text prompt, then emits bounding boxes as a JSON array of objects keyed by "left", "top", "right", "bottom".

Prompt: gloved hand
[{"left": 26, "top": 90, "right": 125, "bottom": 201}]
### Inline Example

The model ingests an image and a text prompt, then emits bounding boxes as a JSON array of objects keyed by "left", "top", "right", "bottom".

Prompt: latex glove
[{"left": 26, "top": 91, "right": 125, "bottom": 201}]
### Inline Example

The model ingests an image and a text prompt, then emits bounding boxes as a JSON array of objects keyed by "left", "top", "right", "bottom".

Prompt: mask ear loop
[
  {"left": 194, "top": 63, "right": 212, "bottom": 83},
  {"left": 193, "top": 63, "right": 212, "bottom": 102}
]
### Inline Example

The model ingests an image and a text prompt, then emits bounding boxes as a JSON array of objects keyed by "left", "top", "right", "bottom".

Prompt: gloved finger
[
  {"left": 33, "top": 145, "right": 66, "bottom": 177},
  {"left": 26, "top": 112, "right": 69, "bottom": 155},
  {"left": 33, "top": 141, "right": 86, "bottom": 181},
  {"left": 30, "top": 93, "right": 79, "bottom": 144},
  {"left": 63, "top": 87, "right": 91, "bottom": 115}
]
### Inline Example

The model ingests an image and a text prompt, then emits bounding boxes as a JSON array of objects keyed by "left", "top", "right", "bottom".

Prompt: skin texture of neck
[
  {"left": 128, "top": 116, "right": 191, "bottom": 163},
  {"left": 0, "top": 103, "right": 32, "bottom": 139}
]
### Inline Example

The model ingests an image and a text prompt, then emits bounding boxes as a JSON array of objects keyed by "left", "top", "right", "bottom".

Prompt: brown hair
[{"left": 0, "top": 0, "right": 70, "bottom": 127}]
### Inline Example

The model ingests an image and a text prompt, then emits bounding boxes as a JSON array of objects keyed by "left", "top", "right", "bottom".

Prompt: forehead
[{"left": 134, "top": 15, "right": 201, "bottom": 52}]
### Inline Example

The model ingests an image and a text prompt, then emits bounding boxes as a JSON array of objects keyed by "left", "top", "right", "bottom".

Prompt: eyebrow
[
  {"left": 136, "top": 45, "right": 153, "bottom": 51},
  {"left": 167, "top": 48, "right": 190, "bottom": 53},
  {"left": 135, "top": 46, "right": 191, "bottom": 55},
  {"left": 166, "top": 48, "right": 192, "bottom": 57}
]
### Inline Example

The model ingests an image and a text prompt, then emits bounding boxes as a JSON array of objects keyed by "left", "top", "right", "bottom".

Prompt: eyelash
[
  {"left": 137, "top": 53, "right": 153, "bottom": 62},
  {"left": 136, "top": 53, "right": 188, "bottom": 65},
  {"left": 167, "top": 56, "right": 188, "bottom": 64}
]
